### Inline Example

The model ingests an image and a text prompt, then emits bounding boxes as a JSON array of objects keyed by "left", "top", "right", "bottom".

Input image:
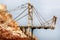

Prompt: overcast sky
[{"left": 0, "top": 0, "right": 60, "bottom": 40}]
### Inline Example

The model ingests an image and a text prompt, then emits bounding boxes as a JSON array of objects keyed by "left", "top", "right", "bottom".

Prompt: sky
[{"left": 0, "top": 0, "right": 60, "bottom": 40}]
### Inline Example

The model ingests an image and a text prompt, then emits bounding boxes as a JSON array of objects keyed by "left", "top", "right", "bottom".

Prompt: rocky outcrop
[{"left": 0, "top": 26, "right": 29, "bottom": 40}]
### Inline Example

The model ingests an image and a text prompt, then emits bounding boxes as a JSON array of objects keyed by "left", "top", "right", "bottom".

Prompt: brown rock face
[{"left": 0, "top": 26, "right": 35, "bottom": 40}]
